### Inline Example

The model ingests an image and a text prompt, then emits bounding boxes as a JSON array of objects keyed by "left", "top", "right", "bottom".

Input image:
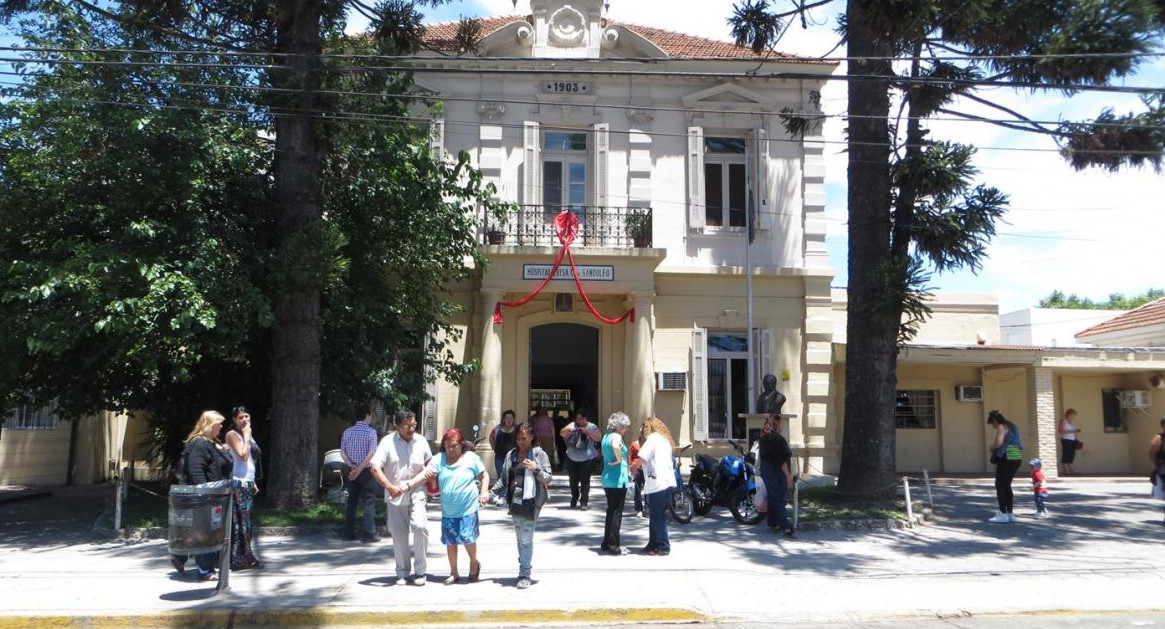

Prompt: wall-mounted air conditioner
[
  {"left": 1120, "top": 390, "right": 1153, "bottom": 408},
  {"left": 956, "top": 385, "right": 983, "bottom": 402},
  {"left": 657, "top": 372, "right": 687, "bottom": 392}
]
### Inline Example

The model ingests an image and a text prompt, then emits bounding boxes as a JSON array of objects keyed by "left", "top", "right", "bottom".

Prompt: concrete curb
[
  {"left": 797, "top": 508, "right": 931, "bottom": 532},
  {"left": 93, "top": 524, "right": 392, "bottom": 541},
  {"left": 0, "top": 489, "right": 51, "bottom": 505},
  {"left": 0, "top": 607, "right": 708, "bottom": 629}
]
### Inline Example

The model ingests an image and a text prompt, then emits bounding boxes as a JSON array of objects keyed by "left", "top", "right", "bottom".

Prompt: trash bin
[{"left": 168, "top": 482, "right": 232, "bottom": 556}]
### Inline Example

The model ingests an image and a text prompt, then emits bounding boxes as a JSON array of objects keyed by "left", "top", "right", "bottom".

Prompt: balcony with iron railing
[{"left": 479, "top": 205, "right": 653, "bottom": 249}]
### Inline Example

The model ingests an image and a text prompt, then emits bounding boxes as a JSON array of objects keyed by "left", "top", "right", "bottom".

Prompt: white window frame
[
  {"left": 703, "top": 136, "right": 748, "bottom": 229},
  {"left": 542, "top": 130, "right": 589, "bottom": 211},
  {"left": 706, "top": 331, "right": 750, "bottom": 441}
]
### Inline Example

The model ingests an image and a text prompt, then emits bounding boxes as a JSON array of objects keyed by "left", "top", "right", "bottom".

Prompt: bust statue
[{"left": 757, "top": 374, "right": 786, "bottom": 415}]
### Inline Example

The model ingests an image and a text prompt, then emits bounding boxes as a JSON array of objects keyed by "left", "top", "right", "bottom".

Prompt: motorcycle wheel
[
  {"left": 690, "top": 482, "right": 714, "bottom": 516},
  {"left": 730, "top": 487, "right": 765, "bottom": 525},
  {"left": 668, "top": 487, "right": 694, "bottom": 524}
]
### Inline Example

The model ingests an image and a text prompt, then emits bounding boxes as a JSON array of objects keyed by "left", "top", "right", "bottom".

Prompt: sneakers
[
  {"left": 988, "top": 511, "right": 1011, "bottom": 523},
  {"left": 395, "top": 577, "right": 409, "bottom": 586},
  {"left": 516, "top": 576, "right": 532, "bottom": 589},
  {"left": 634, "top": 510, "right": 644, "bottom": 518},
  {"left": 413, "top": 575, "right": 427, "bottom": 587},
  {"left": 1008, "top": 513, "right": 1018, "bottom": 522},
  {"left": 1034, "top": 510, "right": 1049, "bottom": 519}
]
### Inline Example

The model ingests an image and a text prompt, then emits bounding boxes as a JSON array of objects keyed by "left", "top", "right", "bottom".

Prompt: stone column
[
  {"left": 479, "top": 290, "right": 504, "bottom": 438},
  {"left": 624, "top": 294, "right": 655, "bottom": 423},
  {"left": 1027, "top": 366, "right": 1059, "bottom": 479}
]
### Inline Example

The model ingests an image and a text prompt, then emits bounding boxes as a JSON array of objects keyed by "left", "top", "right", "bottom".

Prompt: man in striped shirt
[{"left": 341, "top": 406, "right": 380, "bottom": 543}]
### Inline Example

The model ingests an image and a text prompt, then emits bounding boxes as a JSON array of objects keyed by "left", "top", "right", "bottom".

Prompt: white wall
[{"left": 1000, "top": 308, "right": 1127, "bottom": 347}]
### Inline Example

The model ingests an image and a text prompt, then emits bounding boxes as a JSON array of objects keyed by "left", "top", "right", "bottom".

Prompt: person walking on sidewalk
[
  {"left": 370, "top": 410, "right": 432, "bottom": 586},
  {"left": 489, "top": 409, "right": 518, "bottom": 482},
  {"left": 341, "top": 405, "right": 380, "bottom": 543},
  {"left": 600, "top": 412, "right": 631, "bottom": 554},
  {"left": 1058, "top": 409, "right": 1082, "bottom": 476},
  {"left": 560, "top": 409, "right": 601, "bottom": 510},
  {"left": 225, "top": 406, "right": 263, "bottom": 570},
  {"left": 757, "top": 414, "right": 795, "bottom": 537},
  {"left": 171, "top": 410, "right": 232, "bottom": 581},
  {"left": 1148, "top": 418, "right": 1165, "bottom": 519},
  {"left": 987, "top": 410, "right": 1023, "bottom": 523},
  {"left": 410, "top": 428, "right": 490, "bottom": 585},
  {"left": 491, "top": 422, "right": 552, "bottom": 589},
  {"left": 1029, "top": 458, "right": 1049, "bottom": 518},
  {"left": 630, "top": 417, "right": 676, "bottom": 556}
]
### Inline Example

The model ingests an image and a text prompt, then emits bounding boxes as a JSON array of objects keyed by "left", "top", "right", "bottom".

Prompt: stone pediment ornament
[
  {"left": 626, "top": 109, "right": 654, "bottom": 126},
  {"left": 477, "top": 101, "right": 506, "bottom": 120},
  {"left": 548, "top": 6, "right": 587, "bottom": 47}
]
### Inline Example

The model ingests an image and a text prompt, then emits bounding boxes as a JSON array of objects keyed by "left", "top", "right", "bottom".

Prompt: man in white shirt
[{"left": 370, "top": 410, "right": 433, "bottom": 586}]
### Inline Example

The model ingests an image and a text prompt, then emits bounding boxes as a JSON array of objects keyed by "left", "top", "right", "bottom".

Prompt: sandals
[{"left": 469, "top": 560, "right": 481, "bottom": 583}]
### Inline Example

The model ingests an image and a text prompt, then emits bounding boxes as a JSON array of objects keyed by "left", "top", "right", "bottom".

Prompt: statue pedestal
[{"left": 738, "top": 413, "right": 795, "bottom": 448}]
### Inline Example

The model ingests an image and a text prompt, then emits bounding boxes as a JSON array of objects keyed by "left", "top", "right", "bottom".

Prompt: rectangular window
[
  {"left": 707, "top": 333, "right": 749, "bottom": 440},
  {"left": 543, "top": 131, "right": 587, "bottom": 212},
  {"left": 895, "top": 390, "right": 937, "bottom": 429},
  {"left": 1102, "top": 388, "right": 1126, "bottom": 433},
  {"left": 704, "top": 137, "right": 747, "bottom": 228},
  {"left": 5, "top": 404, "right": 58, "bottom": 431}
]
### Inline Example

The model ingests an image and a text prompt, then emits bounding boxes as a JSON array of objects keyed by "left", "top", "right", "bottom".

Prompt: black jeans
[
  {"left": 566, "top": 457, "right": 594, "bottom": 507},
  {"left": 344, "top": 468, "right": 379, "bottom": 539},
  {"left": 632, "top": 470, "right": 645, "bottom": 512},
  {"left": 994, "top": 459, "right": 1022, "bottom": 513},
  {"left": 602, "top": 487, "right": 627, "bottom": 551}
]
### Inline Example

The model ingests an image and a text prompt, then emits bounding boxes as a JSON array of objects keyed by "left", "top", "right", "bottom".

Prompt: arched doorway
[{"left": 529, "top": 322, "right": 599, "bottom": 425}]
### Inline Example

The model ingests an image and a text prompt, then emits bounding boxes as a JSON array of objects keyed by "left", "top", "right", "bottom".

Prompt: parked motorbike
[
  {"left": 667, "top": 444, "right": 694, "bottom": 524},
  {"left": 687, "top": 440, "right": 764, "bottom": 524}
]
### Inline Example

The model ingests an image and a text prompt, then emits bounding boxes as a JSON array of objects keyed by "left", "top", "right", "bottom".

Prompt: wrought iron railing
[{"left": 480, "top": 205, "right": 652, "bottom": 248}]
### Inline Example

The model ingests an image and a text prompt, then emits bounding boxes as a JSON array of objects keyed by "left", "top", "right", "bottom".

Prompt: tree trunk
[
  {"left": 267, "top": 0, "right": 324, "bottom": 509},
  {"left": 837, "top": 0, "right": 900, "bottom": 498}
]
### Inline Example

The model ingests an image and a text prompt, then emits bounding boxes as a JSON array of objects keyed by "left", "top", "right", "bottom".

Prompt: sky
[{"left": 384, "top": 0, "right": 1165, "bottom": 315}]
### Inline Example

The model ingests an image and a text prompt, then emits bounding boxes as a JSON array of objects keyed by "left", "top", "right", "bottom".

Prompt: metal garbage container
[{"left": 168, "top": 481, "right": 232, "bottom": 556}]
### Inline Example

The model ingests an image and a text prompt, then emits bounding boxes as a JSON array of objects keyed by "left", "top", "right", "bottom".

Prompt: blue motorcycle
[
  {"left": 667, "top": 444, "right": 694, "bottom": 524},
  {"left": 687, "top": 440, "right": 764, "bottom": 524}
]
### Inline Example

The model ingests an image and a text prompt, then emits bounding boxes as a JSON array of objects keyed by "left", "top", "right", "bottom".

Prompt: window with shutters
[
  {"left": 703, "top": 137, "right": 747, "bottom": 228},
  {"left": 707, "top": 333, "right": 749, "bottom": 440},
  {"left": 543, "top": 131, "right": 588, "bottom": 215}
]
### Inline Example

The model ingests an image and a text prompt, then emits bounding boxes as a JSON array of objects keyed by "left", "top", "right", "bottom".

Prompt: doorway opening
[{"left": 529, "top": 322, "right": 599, "bottom": 425}]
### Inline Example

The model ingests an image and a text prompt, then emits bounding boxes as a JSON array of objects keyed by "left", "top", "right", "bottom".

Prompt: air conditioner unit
[
  {"left": 955, "top": 385, "right": 983, "bottom": 402},
  {"left": 1120, "top": 390, "right": 1153, "bottom": 408},
  {"left": 657, "top": 372, "right": 687, "bottom": 392}
]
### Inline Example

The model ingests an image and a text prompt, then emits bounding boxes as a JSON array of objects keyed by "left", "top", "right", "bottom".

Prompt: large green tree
[
  {"left": 0, "top": 0, "right": 500, "bottom": 506},
  {"left": 730, "top": 0, "right": 1165, "bottom": 494},
  {"left": 1039, "top": 288, "right": 1164, "bottom": 310}
]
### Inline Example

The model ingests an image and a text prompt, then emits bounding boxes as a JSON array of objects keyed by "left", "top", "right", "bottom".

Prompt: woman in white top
[
  {"left": 1058, "top": 408, "right": 1082, "bottom": 476},
  {"left": 225, "top": 405, "right": 262, "bottom": 570},
  {"left": 629, "top": 417, "right": 676, "bottom": 556}
]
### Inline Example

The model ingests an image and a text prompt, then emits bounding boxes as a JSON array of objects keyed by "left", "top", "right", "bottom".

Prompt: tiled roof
[
  {"left": 1075, "top": 297, "right": 1165, "bottom": 338},
  {"left": 421, "top": 15, "right": 824, "bottom": 62}
]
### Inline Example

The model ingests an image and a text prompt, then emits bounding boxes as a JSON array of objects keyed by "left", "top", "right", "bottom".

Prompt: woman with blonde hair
[
  {"left": 629, "top": 417, "right": 676, "bottom": 556},
  {"left": 171, "top": 410, "right": 232, "bottom": 580}
]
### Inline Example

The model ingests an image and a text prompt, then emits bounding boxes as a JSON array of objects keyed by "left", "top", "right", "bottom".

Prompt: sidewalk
[{"left": 1, "top": 478, "right": 1163, "bottom": 627}]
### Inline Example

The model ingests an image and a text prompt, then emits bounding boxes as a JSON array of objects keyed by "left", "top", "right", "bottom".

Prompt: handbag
[
  {"left": 754, "top": 476, "right": 768, "bottom": 513},
  {"left": 1074, "top": 440, "right": 1084, "bottom": 451}
]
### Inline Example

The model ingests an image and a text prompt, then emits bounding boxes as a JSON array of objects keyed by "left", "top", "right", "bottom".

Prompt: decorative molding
[
  {"left": 476, "top": 101, "right": 507, "bottom": 120},
  {"left": 548, "top": 6, "right": 587, "bottom": 47},
  {"left": 626, "top": 109, "right": 654, "bottom": 126}
]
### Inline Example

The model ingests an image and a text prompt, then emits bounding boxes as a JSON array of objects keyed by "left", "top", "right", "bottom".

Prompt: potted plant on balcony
[
  {"left": 625, "top": 208, "right": 652, "bottom": 248},
  {"left": 485, "top": 211, "right": 509, "bottom": 245}
]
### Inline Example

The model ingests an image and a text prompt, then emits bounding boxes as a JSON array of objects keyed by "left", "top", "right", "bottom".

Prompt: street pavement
[{"left": 0, "top": 477, "right": 1163, "bottom": 627}]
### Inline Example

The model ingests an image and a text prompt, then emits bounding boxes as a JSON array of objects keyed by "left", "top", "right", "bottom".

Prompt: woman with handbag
[
  {"left": 559, "top": 409, "right": 601, "bottom": 510},
  {"left": 490, "top": 423, "right": 552, "bottom": 589},
  {"left": 987, "top": 410, "right": 1023, "bottom": 523},
  {"left": 1058, "top": 409, "right": 1082, "bottom": 476}
]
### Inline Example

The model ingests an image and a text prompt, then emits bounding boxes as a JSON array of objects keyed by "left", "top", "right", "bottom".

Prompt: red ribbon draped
[{"left": 493, "top": 211, "right": 636, "bottom": 326}]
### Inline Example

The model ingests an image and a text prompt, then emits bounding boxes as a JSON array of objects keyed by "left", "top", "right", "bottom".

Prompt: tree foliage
[
  {"left": 729, "top": 0, "right": 1165, "bottom": 495},
  {"left": 0, "top": 0, "right": 505, "bottom": 499},
  {"left": 1039, "top": 288, "right": 1165, "bottom": 310}
]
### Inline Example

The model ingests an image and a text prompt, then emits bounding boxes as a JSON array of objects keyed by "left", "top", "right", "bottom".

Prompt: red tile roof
[
  {"left": 422, "top": 16, "right": 824, "bottom": 62},
  {"left": 1075, "top": 297, "right": 1165, "bottom": 339}
]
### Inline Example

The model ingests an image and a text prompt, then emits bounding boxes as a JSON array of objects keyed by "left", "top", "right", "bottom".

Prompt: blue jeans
[
  {"left": 645, "top": 489, "right": 671, "bottom": 553},
  {"left": 512, "top": 516, "right": 537, "bottom": 578},
  {"left": 760, "top": 462, "right": 791, "bottom": 530},
  {"left": 343, "top": 469, "right": 379, "bottom": 540},
  {"left": 1034, "top": 491, "right": 1047, "bottom": 512}
]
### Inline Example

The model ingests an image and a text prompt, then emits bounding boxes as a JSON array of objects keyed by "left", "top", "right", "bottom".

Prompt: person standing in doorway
[
  {"left": 531, "top": 407, "right": 557, "bottom": 468},
  {"left": 370, "top": 410, "right": 433, "bottom": 586},
  {"left": 341, "top": 405, "right": 380, "bottom": 543},
  {"left": 600, "top": 412, "right": 631, "bottom": 554},
  {"left": 560, "top": 409, "right": 601, "bottom": 510},
  {"left": 1058, "top": 408, "right": 1082, "bottom": 476},
  {"left": 489, "top": 410, "right": 518, "bottom": 482},
  {"left": 987, "top": 410, "right": 1023, "bottom": 523}
]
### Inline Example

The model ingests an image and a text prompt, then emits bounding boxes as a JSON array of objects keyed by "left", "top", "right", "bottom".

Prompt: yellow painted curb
[{"left": 0, "top": 607, "right": 707, "bottom": 629}]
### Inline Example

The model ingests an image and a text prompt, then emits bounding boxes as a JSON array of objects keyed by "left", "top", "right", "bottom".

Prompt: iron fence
[{"left": 480, "top": 205, "right": 652, "bottom": 248}]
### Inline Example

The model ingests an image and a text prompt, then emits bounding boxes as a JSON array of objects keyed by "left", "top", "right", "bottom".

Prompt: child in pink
[{"left": 1029, "top": 458, "right": 1049, "bottom": 518}]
